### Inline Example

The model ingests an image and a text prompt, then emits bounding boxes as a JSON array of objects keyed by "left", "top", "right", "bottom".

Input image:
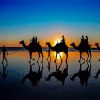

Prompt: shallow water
[{"left": 0, "top": 51, "right": 100, "bottom": 100}]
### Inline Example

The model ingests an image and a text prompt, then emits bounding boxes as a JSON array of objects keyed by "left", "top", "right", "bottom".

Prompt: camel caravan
[{"left": 19, "top": 35, "right": 100, "bottom": 63}]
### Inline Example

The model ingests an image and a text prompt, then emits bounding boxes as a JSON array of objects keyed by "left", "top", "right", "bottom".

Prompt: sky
[{"left": 0, "top": 0, "right": 100, "bottom": 47}]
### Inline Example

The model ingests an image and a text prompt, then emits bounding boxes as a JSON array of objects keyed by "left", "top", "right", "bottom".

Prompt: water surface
[{"left": 0, "top": 51, "right": 100, "bottom": 100}]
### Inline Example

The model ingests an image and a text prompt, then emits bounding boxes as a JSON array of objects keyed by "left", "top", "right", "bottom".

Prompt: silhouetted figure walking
[{"left": 0, "top": 45, "right": 8, "bottom": 63}]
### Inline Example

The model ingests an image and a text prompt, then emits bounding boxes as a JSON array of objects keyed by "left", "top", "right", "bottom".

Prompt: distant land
[{"left": 0, "top": 47, "right": 99, "bottom": 52}]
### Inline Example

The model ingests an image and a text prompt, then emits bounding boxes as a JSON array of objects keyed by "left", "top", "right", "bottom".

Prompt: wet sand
[{"left": 0, "top": 51, "right": 100, "bottom": 100}]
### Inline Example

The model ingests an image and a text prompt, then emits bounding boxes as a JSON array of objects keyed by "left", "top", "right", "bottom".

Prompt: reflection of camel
[
  {"left": 95, "top": 43, "right": 100, "bottom": 50},
  {"left": 95, "top": 43, "right": 100, "bottom": 61},
  {"left": 70, "top": 62, "right": 91, "bottom": 87},
  {"left": 95, "top": 68, "right": 100, "bottom": 79},
  {"left": 46, "top": 61, "right": 68, "bottom": 86},
  {"left": 0, "top": 62, "right": 8, "bottom": 80},
  {"left": 21, "top": 62, "right": 43, "bottom": 87},
  {"left": 46, "top": 58, "right": 51, "bottom": 72},
  {"left": 70, "top": 42, "right": 91, "bottom": 62},
  {"left": 19, "top": 40, "right": 43, "bottom": 63},
  {"left": 46, "top": 42, "right": 68, "bottom": 62}
]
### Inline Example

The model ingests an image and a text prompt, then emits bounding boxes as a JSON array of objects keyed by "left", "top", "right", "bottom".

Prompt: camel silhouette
[
  {"left": 70, "top": 42, "right": 91, "bottom": 62},
  {"left": 95, "top": 43, "right": 100, "bottom": 50},
  {"left": 46, "top": 42, "right": 68, "bottom": 62},
  {"left": 46, "top": 58, "right": 51, "bottom": 72},
  {"left": 21, "top": 62, "right": 43, "bottom": 87},
  {"left": 19, "top": 40, "right": 43, "bottom": 63},
  {"left": 46, "top": 61, "right": 68, "bottom": 86},
  {"left": 70, "top": 62, "right": 91, "bottom": 87}
]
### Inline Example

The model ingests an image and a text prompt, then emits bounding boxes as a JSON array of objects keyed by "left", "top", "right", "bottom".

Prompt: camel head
[
  {"left": 19, "top": 40, "right": 24, "bottom": 44},
  {"left": 46, "top": 42, "right": 51, "bottom": 46},
  {"left": 70, "top": 76, "right": 75, "bottom": 81},
  {"left": 70, "top": 42, "right": 75, "bottom": 46},
  {"left": 95, "top": 43, "right": 99, "bottom": 46}
]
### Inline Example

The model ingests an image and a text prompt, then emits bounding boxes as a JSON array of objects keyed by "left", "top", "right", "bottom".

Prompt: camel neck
[
  {"left": 22, "top": 42, "right": 28, "bottom": 49},
  {"left": 72, "top": 44, "right": 79, "bottom": 50}
]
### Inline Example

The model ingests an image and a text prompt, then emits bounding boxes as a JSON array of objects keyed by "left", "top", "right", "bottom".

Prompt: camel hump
[{"left": 55, "top": 42, "right": 64, "bottom": 47}]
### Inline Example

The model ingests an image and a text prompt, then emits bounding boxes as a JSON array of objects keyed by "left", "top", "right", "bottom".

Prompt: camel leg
[
  {"left": 86, "top": 52, "right": 89, "bottom": 62},
  {"left": 54, "top": 52, "right": 57, "bottom": 62},
  {"left": 65, "top": 52, "right": 68, "bottom": 61},
  {"left": 89, "top": 50, "right": 91, "bottom": 62},
  {"left": 59, "top": 53, "right": 62, "bottom": 62},
  {"left": 79, "top": 52, "right": 85, "bottom": 62},
  {"left": 79, "top": 52, "right": 81, "bottom": 62},
  {"left": 41, "top": 52, "right": 43, "bottom": 62},
  {"left": 47, "top": 50, "right": 50, "bottom": 60},
  {"left": 37, "top": 52, "right": 40, "bottom": 62},
  {"left": 29, "top": 52, "right": 32, "bottom": 63}
]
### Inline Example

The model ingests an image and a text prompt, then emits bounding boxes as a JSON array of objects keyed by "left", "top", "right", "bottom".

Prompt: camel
[
  {"left": 95, "top": 43, "right": 100, "bottom": 50},
  {"left": 70, "top": 42, "right": 91, "bottom": 62},
  {"left": 19, "top": 40, "right": 43, "bottom": 63},
  {"left": 46, "top": 42, "right": 68, "bottom": 62},
  {"left": 70, "top": 62, "right": 91, "bottom": 87}
]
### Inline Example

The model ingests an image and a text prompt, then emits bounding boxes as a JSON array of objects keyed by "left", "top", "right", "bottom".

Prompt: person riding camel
[
  {"left": 80, "top": 35, "right": 85, "bottom": 46},
  {"left": 30, "top": 36, "right": 38, "bottom": 46},
  {"left": 84, "top": 36, "right": 89, "bottom": 48},
  {"left": 61, "top": 35, "right": 65, "bottom": 44}
]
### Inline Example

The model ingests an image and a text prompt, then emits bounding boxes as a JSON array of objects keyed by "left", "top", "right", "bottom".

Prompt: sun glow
[{"left": 54, "top": 38, "right": 61, "bottom": 45}]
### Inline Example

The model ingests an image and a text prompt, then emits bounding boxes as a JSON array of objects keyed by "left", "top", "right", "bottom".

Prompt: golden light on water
[{"left": 53, "top": 52, "right": 63, "bottom": 60}]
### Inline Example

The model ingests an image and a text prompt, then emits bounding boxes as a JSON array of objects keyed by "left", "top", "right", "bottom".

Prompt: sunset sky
[{"left": 0, "top": 0, "right": 100, "bottom": 47}]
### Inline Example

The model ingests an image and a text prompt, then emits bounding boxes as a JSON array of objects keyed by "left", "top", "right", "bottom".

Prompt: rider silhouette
[
  {"left": 80, "top": 35, "right": 85, "bottom": 46},
  {"left": 61, "top": 35, "right": 65, "bottom": 44},
  {"left": 30, "top": 36, "right": 38, "bottom": 46},
  {"left": 79, "top": 35, "right": 89, "bottom": 48},
  {"left": 0, "top": 45, "right": 8, "bottom": 63},
  {"left": 85, "top": 36, "right": 89, "bottom": 47}
]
